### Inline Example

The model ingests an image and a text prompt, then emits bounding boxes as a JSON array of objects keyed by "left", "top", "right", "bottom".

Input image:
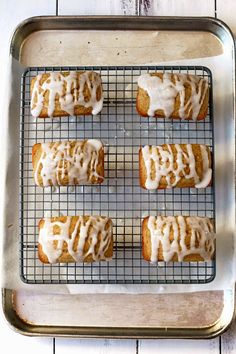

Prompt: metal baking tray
[{"left": 2, "top": 16, "right": 236, "bottom": 338}]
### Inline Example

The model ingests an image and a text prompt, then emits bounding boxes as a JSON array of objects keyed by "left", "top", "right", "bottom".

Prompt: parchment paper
[{"left": 0, "top": 53, "right": 235, "bottom": 295}]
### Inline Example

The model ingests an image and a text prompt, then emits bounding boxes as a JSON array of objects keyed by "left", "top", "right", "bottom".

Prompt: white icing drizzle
[
  {"left": 34, "top": 139, "right": 103, "bottom": 187},
  {"left": 141, "top": 144, "right": 212, "bottom": 190},
  {"left": 31, "top": 71, "right": 103, "bottom": 117},
  {"left": 147, "top": 216, "right": 215, "bottom": 262},
  {"left": 39, "top": 216, "right": 112, "bottom": 263},
  {"left": 138, "top": 73, "right": 208, "bottom": 120}
]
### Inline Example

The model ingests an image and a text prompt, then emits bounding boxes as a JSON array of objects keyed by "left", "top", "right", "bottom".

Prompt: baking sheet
[{"left": 1, "top": 52, "right": 235, "bottom": 294}]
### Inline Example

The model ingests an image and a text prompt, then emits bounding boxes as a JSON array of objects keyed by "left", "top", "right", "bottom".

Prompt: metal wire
[{"left": 19, "top": 65, "right": 215, "bottom": 284}]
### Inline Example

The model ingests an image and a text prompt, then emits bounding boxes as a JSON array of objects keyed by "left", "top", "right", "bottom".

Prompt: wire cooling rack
[{"left": 19, "top": 65, "right": 215, "bottom": 284}]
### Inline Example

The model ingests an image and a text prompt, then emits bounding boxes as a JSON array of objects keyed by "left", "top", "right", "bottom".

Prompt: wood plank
[
  {"left": 139, "top": 338, "right": 220, "bottom": 354},
  {"left": 217, "top": 0, "right": 236, "bottom": 36},
  {"left": 58, "top": 0, "right": 137, "bottom": 15},
  {"left": 0, "top": 0, "right": 56, "bottom": 128},
  {"left": 221, "top": 315, "right": 236, "bottom": 354},
  {"left": 139, "top": 0, "right": 215, "bottom": 16},
  {"left": 0, "top": 308, "right": 53, "bottom": 354},
  {"left": 56, "top": 338, "right": 136, "bottom": 354},
  {"left": 0, "top": 0, "right": 55, "bottom": 47}
]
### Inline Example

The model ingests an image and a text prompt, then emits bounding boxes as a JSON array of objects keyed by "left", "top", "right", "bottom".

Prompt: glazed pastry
[
  {"left": 38, "top": 216, "right": 113, "bottom": 263},
  {"left": 137, "top": 72, "right": 209, "bottom": 120},
  {"left": 139, "top": 144, "right": 212, "bottom": 190},
  {"left": 30, "top": 71, "right": 103, "bottom": 118},
  {"left": 32, "top": 139, "right": 104, "bottom": 187},
  {"left": 142, "top": 216, "right": 215, "bottom": 262}
]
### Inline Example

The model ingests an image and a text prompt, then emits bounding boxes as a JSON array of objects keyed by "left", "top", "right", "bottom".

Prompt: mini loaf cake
[
  {"left": 139, "top": 144, "right": 212, "bottom": 190},
  {"left": 142, "top": 216, "right": 215, "bottom": 262},
  {"left": 38, "top": 216, "right": 113, "bottom": 263},
  {"left": 137, "top": 72, "right": 209, "bottom": 120},
  {"left": 30, "top": 71, "right": 103, "bottom": 118},
  {"left": 32, "top": 139, "right": 104, "bottom": 187}
]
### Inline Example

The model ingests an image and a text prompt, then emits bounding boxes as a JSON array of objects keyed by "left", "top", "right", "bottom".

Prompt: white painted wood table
[{"left": 0, "top": 0, "right": 235, "bottom": 353}]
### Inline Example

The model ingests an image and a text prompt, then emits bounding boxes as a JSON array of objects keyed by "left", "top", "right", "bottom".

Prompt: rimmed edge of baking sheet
[{"left": 2, "top": 15, "right": 235, "bottom": 339}]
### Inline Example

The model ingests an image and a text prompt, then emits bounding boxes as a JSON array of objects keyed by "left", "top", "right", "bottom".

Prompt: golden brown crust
[
  {"left": 139, "top": 148, "right": 148, "bottom": 189},
  {"left": 139, "top": 144, "right": 212, "bottom": 189},
  {"left": 142, "top": 216, "right": 215, "bottom": 262},
  {"left": 94, "top": 147, "right": 104, "bottom": 184},
  {"left": 30, "top": 71, "right": 103, "bottom": 118},
  {"left": 32, "top": 143, "right": 41, "bottom": 170},
  {"left": 142, "top": 217, "right": 150, "bottom": 261},
  {"left": 136, "top": 73, "right": 209, "bottom": 120},
  {"left": 32, "top": 140, "right": 104, "bottom": 187},
  {"left": 38, "top": 219, "right": 49, "bottom": 263},
  {"left": 136, "top": 87, "right": 150, "bottom": 117},
  {"left": 38, "top": 216, "right": 113, "bottom": 263}
]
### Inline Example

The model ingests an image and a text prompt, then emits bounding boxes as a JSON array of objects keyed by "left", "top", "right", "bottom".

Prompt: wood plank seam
[
  {"left": 135, "top": 0, "right": 140, "bottom": 15},
  {"left": 56, "top": 0, "right": 58, "bottom": 16},
  {"left": 53, "top": 338, "right": 56, "bottom": 354},
  {"left": 139, "top": 0, "right": 151, "bottom": 16}
]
